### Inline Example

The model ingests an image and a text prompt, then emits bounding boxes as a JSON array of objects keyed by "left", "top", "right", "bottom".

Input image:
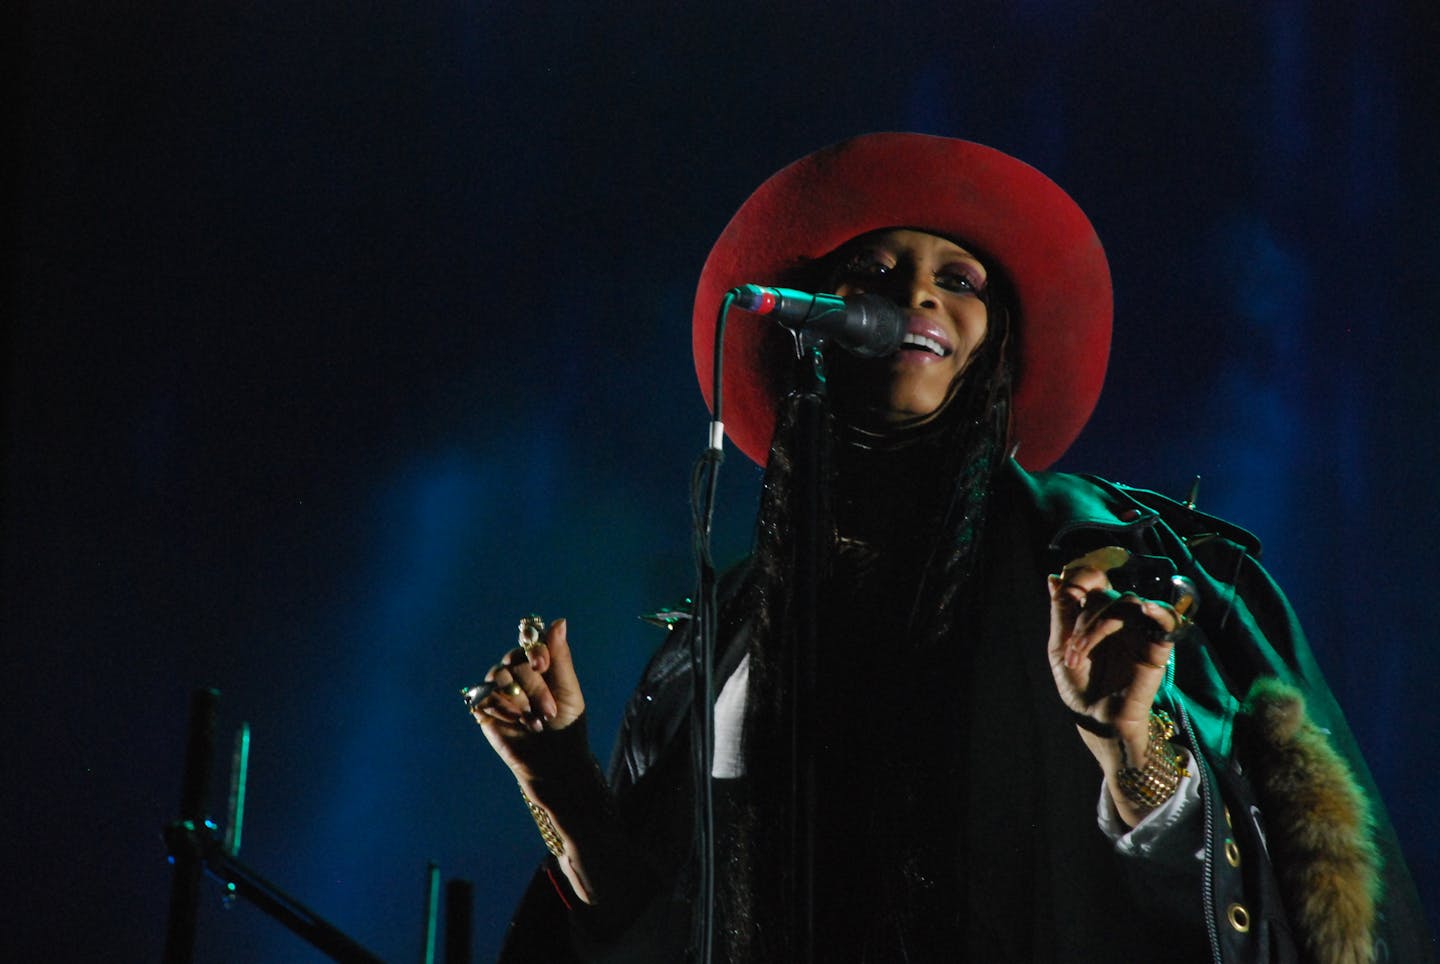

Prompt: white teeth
[{"left": 901, "top": 333, "right": 948, "bottom": 356}]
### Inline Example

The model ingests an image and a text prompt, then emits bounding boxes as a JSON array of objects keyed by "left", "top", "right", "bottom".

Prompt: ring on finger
[
  {"left": 1148, "top": 606, "right": 1193, "bottom": 643},
  {"left": 460, "top": 681, "right": 494, "bottom": 709},
  {"left": 518, "top": 614, "right": 545, "bottom": 657},
  {"left": 499, "top": 681, "right": 525, "bottom": 699},
  {"left": 1082, "top": 592, "right": 1130, "bottom": 625}
]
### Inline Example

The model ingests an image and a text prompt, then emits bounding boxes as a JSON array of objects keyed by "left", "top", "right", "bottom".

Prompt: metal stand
[
  {"left": 162, "top": 687, "right": 474, "bottom": 963},
  {"left": 164, "top": 688, "right": 219, "bottom": 962},
  {"left": 443, "top": 880, "right": 473, "bottom": 964},
  {"left": 787, "top": 337, "right": 830, "bottom": 964}
]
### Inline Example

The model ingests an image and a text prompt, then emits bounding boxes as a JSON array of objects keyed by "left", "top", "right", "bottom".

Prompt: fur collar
[{"left": 1237, "top": 678, "right": 1380, "bottom": 964}]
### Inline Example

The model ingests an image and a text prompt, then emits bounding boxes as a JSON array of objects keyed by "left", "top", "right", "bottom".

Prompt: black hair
[{"left": 713, "top": 236, "right": 1018, "bottom": 959}]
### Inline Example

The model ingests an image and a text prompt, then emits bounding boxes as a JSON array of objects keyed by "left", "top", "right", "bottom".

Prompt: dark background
[{"left": 9, "top": 1, "right": 1438, "bottom": 960}]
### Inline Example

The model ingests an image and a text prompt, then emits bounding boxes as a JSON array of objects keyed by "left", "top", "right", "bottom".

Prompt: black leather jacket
[{"left": 499, "top": 462, "right": 1434, "bottom": 963}]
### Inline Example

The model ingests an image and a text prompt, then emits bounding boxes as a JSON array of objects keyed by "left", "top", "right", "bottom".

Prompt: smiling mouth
[{"left": 900, "top": 332, "right": 951, "bottom": 357}]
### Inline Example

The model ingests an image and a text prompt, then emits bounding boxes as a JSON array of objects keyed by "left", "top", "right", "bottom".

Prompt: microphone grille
[{"left": 848, "top": 293, "right": 906, "bottom": 358}]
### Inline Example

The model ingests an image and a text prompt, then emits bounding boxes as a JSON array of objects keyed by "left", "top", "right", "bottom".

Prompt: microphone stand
[
  {"left": 697, "top": 296, "right": 838, "bottom": 963},
  {"left": 786, "top": 333, "right": 830, "bottom": 964}
]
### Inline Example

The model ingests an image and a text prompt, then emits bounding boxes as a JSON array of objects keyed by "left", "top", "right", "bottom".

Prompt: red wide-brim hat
[{"left": 692, "top": 132, "right": 1112, "bottom": 471}]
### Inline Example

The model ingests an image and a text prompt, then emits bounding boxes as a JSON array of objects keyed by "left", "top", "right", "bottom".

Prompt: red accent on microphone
[{"left": 758, "top": 290, "right": 777, "bottom": 314}]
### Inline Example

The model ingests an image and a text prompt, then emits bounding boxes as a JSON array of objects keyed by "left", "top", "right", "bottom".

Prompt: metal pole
[
  {"left": 421, "top": 861, "right": 440, "bottom": 964},
  {"left": 789, "top": 340, "right": 829, "bottom": 964},
  {"left": 443, "top": 879, "right": 473, "bottom": 964},
  {"left": 206, "top": 850, "right": 387, "bottom": 963},
  {"left": 164, "top": 687, "right": 220, "bottom": 964},
  {"left": 223, "top": 722, "right": 250, "bottom": 856}
]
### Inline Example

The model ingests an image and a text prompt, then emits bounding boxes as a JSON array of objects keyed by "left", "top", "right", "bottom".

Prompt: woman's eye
[
  {"left": 936, "top": 267, "right": 983, "bottom": 294},
  {"left": 841, "top": 252, "right": 893, "bottom": 278}
]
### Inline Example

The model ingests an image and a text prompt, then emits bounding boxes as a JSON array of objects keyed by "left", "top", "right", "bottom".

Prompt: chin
[
  {"left": 884, "top": 389, "right": 949, "bottom": 421},
  {"left": 832, "top": 367, "right": 951, "bottom": 424}
]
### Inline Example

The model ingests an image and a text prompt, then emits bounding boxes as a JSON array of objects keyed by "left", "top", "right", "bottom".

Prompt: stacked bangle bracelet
[
  {"left": 1116, "top": 709, "right": 1190, "bottom": 808},
  {"left": 521, "top": 790, "right": 566, "bottom": 857}
]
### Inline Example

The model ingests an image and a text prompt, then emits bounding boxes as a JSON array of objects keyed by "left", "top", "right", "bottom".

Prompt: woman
[{"left": 470, "top": 134, "right": 1432, "bottom": 963}]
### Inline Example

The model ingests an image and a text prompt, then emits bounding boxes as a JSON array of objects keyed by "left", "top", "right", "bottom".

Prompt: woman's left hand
[{"left": 1046, "top": 558, "right": 1187, "bottom": 824}]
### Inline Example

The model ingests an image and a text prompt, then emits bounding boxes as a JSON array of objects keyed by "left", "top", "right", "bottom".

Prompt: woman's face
[{"left": 828, "top": 229, "right": 991, "bottom": 423}]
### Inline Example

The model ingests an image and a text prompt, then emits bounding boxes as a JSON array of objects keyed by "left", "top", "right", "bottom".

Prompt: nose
[
  {"left": 898, "top": 266, "right": 940, "bottom": 310},
  {"left": 908, "top": 282, "right": 940, "bottom": 310}
]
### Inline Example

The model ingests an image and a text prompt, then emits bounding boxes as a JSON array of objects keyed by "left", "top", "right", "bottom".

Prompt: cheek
[{"left": 951, "top": 305, "right": 989, "bottom": 360}]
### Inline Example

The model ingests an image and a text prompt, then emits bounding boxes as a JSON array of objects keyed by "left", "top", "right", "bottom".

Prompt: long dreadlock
[{"left": 713, "top": 262, "right": 1017, "bottom": 961}]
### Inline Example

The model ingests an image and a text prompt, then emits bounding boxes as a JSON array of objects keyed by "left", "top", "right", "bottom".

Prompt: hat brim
[{"left": 692, "top": 132, "right": 1112, "bottom": 471}]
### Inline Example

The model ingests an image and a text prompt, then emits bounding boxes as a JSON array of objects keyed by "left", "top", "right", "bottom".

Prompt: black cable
[{"left": 687, "top": 292, "right": 733, "bottom": 964}]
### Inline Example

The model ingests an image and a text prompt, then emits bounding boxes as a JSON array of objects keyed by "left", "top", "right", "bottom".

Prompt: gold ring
[
  {"left": 518, "top": 614, "right": 545, "bottom": 655},
  {"left": 1083, "top": 593, "right": 1126, "bottom": 624},
  {"left": 1156, "top": 611, "right": 1193, "bottom": 643},
  {"left": 500, "top": 681, "right": 524, "bottom": 699}
]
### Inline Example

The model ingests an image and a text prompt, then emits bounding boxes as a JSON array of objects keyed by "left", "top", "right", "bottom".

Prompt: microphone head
[{"left": 843, "top": 293, "right": 906, "bottom": 358}]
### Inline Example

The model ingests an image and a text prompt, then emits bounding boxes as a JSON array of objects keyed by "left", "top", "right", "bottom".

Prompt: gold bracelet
[
  {"left": 1116, "top": 710, "right": 1191, "bottom": 809},
  {"left": 520, "top": 790, "right": 566, "bottom": 857}
]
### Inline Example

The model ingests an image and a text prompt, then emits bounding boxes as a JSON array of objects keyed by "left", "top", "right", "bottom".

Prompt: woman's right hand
[
  {"left": 469, "top": 619, "right": 652, "bottom": 914},
  {"left": 470, "top": 618, "right": 588, "bottom": 783}
]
